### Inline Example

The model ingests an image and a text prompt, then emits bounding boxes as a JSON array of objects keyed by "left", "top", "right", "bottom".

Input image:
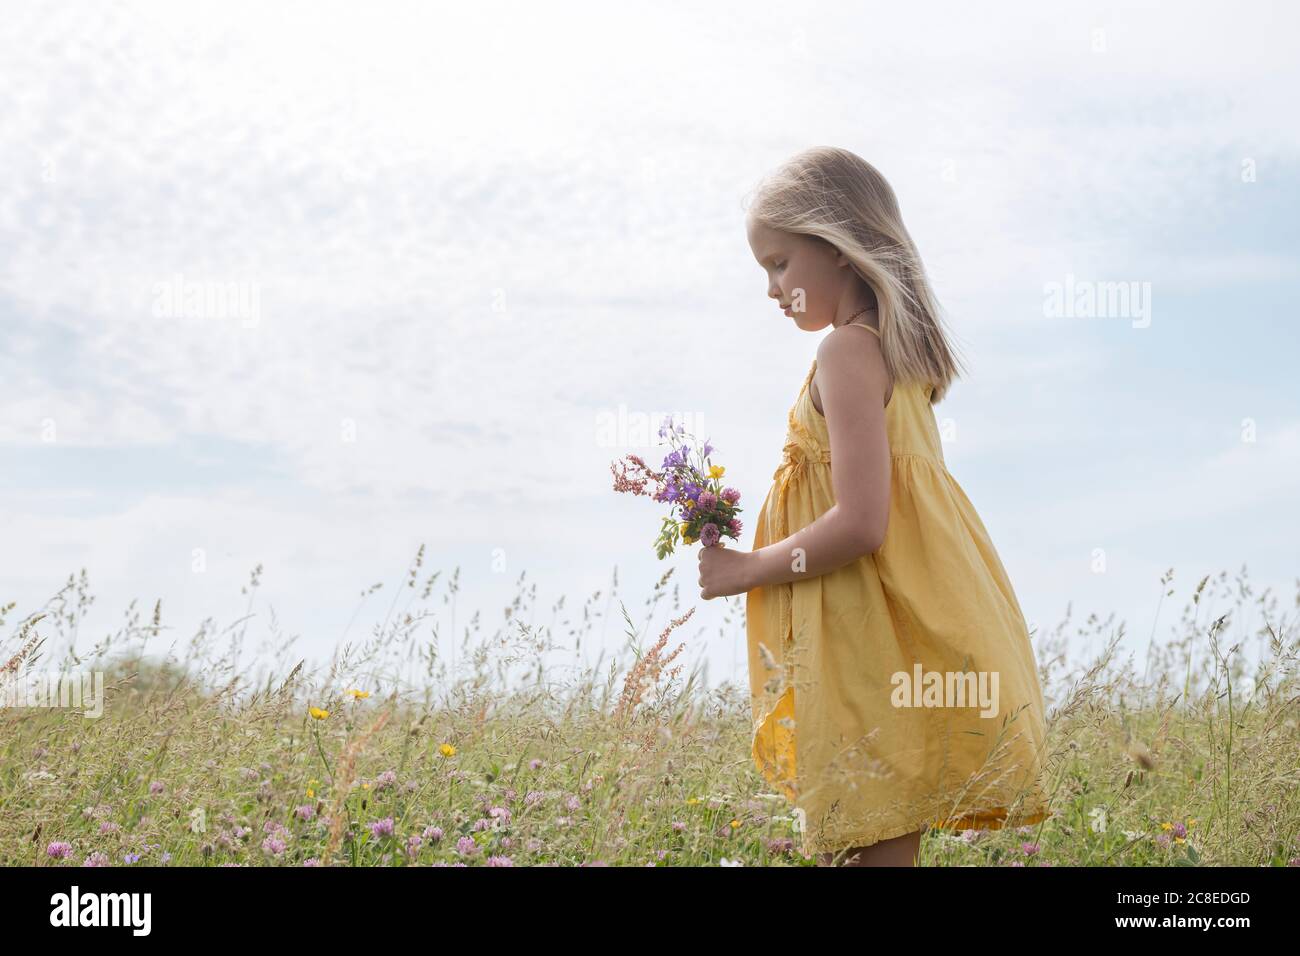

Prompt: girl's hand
[{"left": 697, "top": 542, "right": 753, "bottom": 599}]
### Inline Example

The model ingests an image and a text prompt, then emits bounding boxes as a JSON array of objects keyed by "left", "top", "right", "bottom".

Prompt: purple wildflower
[
  {"left": 456, "top": 836, "right": 478, "bottom": 856},
  {"left": 369, "top": 817, "right": 395, "bottom": 839},
  {"left": 46, "top": 841, "right": 73, "bottom": 859},
  {"left": 261, "top": 836, "right": 286, "bottom": 856},
  {"left": 83, "top": 852, "right": 109, "bottom": 867},
  {"left": 699, "top": 523, "right": 721, "bottom": 547}
]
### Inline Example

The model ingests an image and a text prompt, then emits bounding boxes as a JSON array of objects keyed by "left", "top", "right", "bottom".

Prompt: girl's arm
[{"left": 744, "top": 325, "right": 892, "bottom": 590}]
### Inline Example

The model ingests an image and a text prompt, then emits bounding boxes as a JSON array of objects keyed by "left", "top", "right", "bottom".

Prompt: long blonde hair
[{"left": 743, "top": 146, "right": 967, "bottom": 404}]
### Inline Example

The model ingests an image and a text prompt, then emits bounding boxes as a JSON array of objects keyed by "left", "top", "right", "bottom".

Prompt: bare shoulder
[
  {"left": 811, "top": 323, "right": 892, "bottom": 414},
  {"left": 817, "top": 322, "right": 883, "bottom": 364}
]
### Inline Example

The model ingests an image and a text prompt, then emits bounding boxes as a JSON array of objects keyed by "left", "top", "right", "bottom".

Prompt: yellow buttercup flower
[
  {"left": 309, "top": 706, "right": 329, "bottom": 720},
  {"left": 729, "top": 819, "right": 741, "bottom": 829},
  {"left": 680, "top": 522, "right": 692, "bottom": 535},
  {"left": 306, "top": 788, "right": 315, "bottom": 799},
  {"left": 709, "top": 465, "right": 726, "bottom": 479},
  {"left": 348, "top": 688, "right": 370, "bottom": 700},
  {"left": 685, "top": 797, "right": 701, "bottom": 806},
  {"left": 1160, "top": 821, "right": 1173, "bottom": 831},
  {"left": 439, "top": 743, "right": 457, "bottom": 757}
]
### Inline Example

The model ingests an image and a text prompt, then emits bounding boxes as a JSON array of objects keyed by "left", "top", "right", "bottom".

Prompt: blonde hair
[{"left": 743, "top": 146, "right": 967, "bottom": 404}]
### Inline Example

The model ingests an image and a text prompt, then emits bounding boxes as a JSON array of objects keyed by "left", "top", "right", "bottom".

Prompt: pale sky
[{"left": 3, "top": 0, "right": 1297, "bottom": 692}]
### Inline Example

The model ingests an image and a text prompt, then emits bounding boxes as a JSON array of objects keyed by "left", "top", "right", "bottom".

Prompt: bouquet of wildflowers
[{"left": 610, "top": 415, "right": 743, "bottom": 559}]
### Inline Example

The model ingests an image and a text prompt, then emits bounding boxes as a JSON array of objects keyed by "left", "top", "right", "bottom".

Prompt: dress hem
[{"left": 802, "top": 803, "right": 1054, "bottom": 859}]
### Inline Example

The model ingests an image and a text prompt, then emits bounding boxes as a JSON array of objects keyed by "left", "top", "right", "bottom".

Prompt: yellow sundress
[{"left": 745, "top": 324, "right": 1053, "bottom": 857}]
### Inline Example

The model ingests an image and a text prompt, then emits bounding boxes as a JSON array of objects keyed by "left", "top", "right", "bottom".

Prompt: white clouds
[{"left": 1, "top": 0, "right": 1296, "bottom": 677}]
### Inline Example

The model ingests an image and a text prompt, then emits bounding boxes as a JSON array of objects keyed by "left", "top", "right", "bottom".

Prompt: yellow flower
[
  {"left": 709, "top": 465, "right": 726, "bottom": 479},
  {"left": 686, "top": 797, "right": 701, "bottom": 806},
  {"left": 680, "top": 521, "right": 692, "bottom": 535},
  {"left": 729, "top": 819, "right": 741, "bottom": 829},
  {"left": 348, "top": 688, "right": 370, "bottom": 700},
  {"left": 439, "top": 743, "right": 457, "bottom": 757},
  {"left": 306, "top": 788, "right": 315, "bottom": 799},
  {"left": 1160, "top": 821, "right": 1173, "bottom": 831},
  {"left": 361, "top": 781, "right": 370, "bottom": 790},
  {"left": 1187, "top": 819, "right": 1197, "bottom": 828},
  {"left": 309, "top": 706, "right": 329, "bottom": 720}
]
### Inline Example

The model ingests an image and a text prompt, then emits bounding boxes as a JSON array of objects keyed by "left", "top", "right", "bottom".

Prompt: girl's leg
[{"left": 819, "top": 827, "right": 925, "bottom": 867}]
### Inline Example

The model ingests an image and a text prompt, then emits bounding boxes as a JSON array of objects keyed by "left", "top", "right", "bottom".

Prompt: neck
[{"left": 834, "top": 305, "right": 877, "bottom": 329}]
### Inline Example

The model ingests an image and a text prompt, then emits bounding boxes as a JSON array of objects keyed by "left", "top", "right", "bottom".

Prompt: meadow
[{"left": 3, "top": 549, "right": 1297, "bottom": 867}]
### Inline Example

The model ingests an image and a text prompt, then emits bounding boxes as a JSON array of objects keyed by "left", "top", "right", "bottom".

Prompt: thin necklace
[{"left": 837, "top": 306, "right": 876, "bottom": 329}]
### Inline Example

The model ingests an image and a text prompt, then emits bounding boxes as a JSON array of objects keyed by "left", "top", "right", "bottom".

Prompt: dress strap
[{"left": 838, "top": 321, "right": 881, "bottom": 338}]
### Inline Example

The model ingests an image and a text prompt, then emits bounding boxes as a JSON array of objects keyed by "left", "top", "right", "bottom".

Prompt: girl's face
[{"left": 745, "top": 217, "right": 858, "bottom": 332}]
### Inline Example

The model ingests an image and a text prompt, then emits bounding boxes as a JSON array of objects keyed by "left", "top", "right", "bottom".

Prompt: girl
[{"left": 697, "top": 147, "right": 1053, "bottom": 866}]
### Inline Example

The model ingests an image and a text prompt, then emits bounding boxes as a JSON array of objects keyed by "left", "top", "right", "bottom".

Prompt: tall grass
[{"left": 2, "top": 552, "right": 1297, "bottom": 867}]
